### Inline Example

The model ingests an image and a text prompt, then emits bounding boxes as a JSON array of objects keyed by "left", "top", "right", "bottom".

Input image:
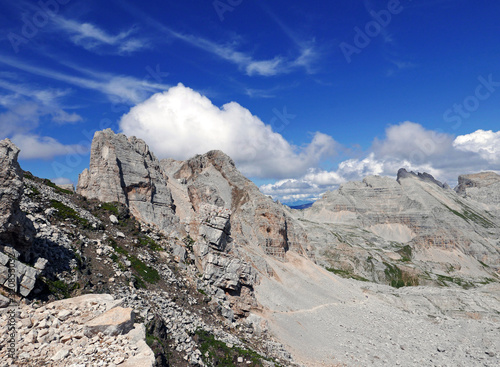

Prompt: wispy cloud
[
  {"left": 257, "top": 2, "right": 321, "bottom": 74},
  {"left": 117, "top": 1, "right": 317, "bottom": 77},
  {"left": 54, "top": 17, "right": 147, "bottom": 55},
  {"left": 0, "top": 78, "right": 82, "bottom": 124},
  {"left": 0, "top": 55, "right": 170, "bottom": 104},
  {"left": 168, "top": 30, "right": 318, "bottom": 77},
  {"left": 0, "top": 95, "right": 87, "bottom": 160}
]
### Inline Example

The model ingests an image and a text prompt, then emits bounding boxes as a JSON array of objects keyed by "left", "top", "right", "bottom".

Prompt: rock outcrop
[
  {"left": 295, "top": 170, "right": 500, "bottom": 286},
  {"left": 163, "top": 150, "right": 307, "bottom": 259},
  {"left": 162, "top": 150, "right": 309, "bottom": 318},
  {"left": 455, "top": 172, "right": 500, "bottom": 217},
  {"left": 77, "top": 129, "right": 178, "bottom": 232},
  {"left": 456, "top": 171, "right": 500, "bottom": 195},
  {"left": 0, "top": 251, "right": 40, "bottom": 296},
  {"left": 0, "top": 139, "right": 34, "bottom": 253},
  {"left": 78, "top": 132, "right": 308, "bottom": 320}
]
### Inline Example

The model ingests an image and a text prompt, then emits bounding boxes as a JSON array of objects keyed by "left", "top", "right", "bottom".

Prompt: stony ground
[
  {"left": 254, "top": 252, "right": 500, "bottom": 367},
  {"left": 0, "top": 294, "right": 154, "bottom": 367}
]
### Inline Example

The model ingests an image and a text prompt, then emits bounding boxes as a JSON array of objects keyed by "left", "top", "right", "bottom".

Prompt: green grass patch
[
  {"left": 436, "top": 274, "right": 474, "bottom": 289},
  {"left": 101, "top": 202, "right": 119, "bottom": 216},
  {"left": 45, "top": 279, "right": 80, "bottom": 299},
  {"left": 330, "top": 231, "right": 343, "bottom": 242},
  {"left": 43, "top": 179, "right": 73, "bottom": 195},
  {"left": 478, "top": 260, "right": 490, "bottom": 268},
  {"left": 198, "top": 288, "right": 207, "bottom": 296},
  {"left": 129, "top": 255, "right": 160, "bottom": 284},
  {"left": 384, "top": 262, "right": 419, "bottom": 288},
  {"left": 444, "top": 202, "right": 496, "bottom": 228},
  {"left": 50, "top": 200, "right": 89, "bottom": 227},
  {"left": 397, "top": 245, "right": 412, "bottom": 262},
  {"left": 326, "top": 267, "right": 369, "bottom": 282},
  {"left": 27, "top": 185, "right": 41, "bottom": 199},
  {"left": 133, "top": 274, "right": 146, "bottom": 289},
  {"left": 138, "top": 235, "right": 163, "bottom": 251},
  {"left": 195, "top": 329, "right": 278, "bottom": 367}
]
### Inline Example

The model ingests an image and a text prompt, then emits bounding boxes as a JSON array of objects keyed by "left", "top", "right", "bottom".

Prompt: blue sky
[{"left": 1, "top": 0, "right": 499, "bottom": 204}]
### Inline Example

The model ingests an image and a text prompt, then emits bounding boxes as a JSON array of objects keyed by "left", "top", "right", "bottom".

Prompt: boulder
[
  {"left": 0, "top": 293, "right": 10, "bottom": 308},
  {"left": 84, "top": 306, "right": 135, "bottom": 336}
]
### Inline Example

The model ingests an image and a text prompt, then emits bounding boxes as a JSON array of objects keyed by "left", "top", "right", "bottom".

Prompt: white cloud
[
  {"left": 120, "top": 83, "right": 336, "bottom": 179},
  {"left": 246, "top": 58, "right": 285, "bottom": 76},
  {"left": 161, "top": 28, "right": 317, "bottom": 77},
  {"left": 453, "top": 130, "right": 500, "bottom": 163},
  {"left": 55, "top": 18, "right": 146, "bottom": 54},
  {"left": 52, "top": 177, "right": 73, "bottom": 185},
  {"left": 0, "top": 102, "right": 40, "bottom": 136},
  {"left": 0, "top": 55, "right": 169, "bottom": 105},
  {"left": 0, "top": 79, "right": 83, "bottom": 124},
  {"left": 11, "top": 134, "right": 87, "bottom": 160},
  {"left": 373, "top": 121, "right": 454, "bottom": 161},
  {"left": 52, "top": 110, "right": 83, "bottom": 124}
]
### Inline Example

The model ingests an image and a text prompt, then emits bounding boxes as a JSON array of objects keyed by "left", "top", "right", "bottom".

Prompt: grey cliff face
[
  {"left": 77, "top": 129, "right": 178, "bottom": 232},
  {"left": 0, "top": 138, "right": 34, "bottom": 252},
  {"left": 167, "top": 150, "right": 307, "bottom": 259},
  {"left": 455, "top": 171, "right": 500, "bottom": 218}
]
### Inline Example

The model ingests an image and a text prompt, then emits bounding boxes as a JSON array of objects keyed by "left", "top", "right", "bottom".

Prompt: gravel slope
[{"left": 254, "top": 252, "right": 500, "bottom": 367}]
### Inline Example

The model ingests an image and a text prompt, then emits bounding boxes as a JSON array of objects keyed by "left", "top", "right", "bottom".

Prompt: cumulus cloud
[
  {"left": 11, "top": 134, "right": 87, "bottom": 160},
  {"left": 120, "top": 83, "right": 336, "bottom": 179},
  {"left": 373, "top": 121, "right": 454, "bottom": 161},
  {"left": 453, "top": 129, "right": 500, "bottom": 163},
  {"left": 260, "top": 168, "right": 345, "bottom": 203}
]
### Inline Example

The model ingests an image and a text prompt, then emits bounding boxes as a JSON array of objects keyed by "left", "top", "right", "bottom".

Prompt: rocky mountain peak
[
  {"left": 396, "top": 168, "right": 446, "bottom": 188},
  {"left": 77, "top": 129, "right": 178, "bottom": 232},
  {"left": 0, "top": 138, "right": 34, "bottom": 253},
  {"left": 456, "top": 171, "right": 500, "bottom": 195}
]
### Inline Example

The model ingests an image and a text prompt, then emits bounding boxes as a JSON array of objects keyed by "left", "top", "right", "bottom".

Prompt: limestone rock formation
[
  {"left": 163, "top": 150, "right": 307, "bottom": 260},
  {"left": 0, "top": 139, "right": 34, "bottom": 252},
  {"left": 456, "top": 171, "right": 500, "bottom": 195},
  {"left": 455, "top": 172, "right": 500, "bottom": 217},
  {"left": 78, "top": 132, "right": 309, "bottom": 319},
  {"left": 76, "top": 129, "right": 178, "bottom": 232},
  {"left": 162, "top": 151, "right": 308, "bottom": 317},
  {"left": 295, "top": 169, "right": 500, "bottom": 286},
  {"left": 0, "top": 294, "right": 155, "bottom": 367}
]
